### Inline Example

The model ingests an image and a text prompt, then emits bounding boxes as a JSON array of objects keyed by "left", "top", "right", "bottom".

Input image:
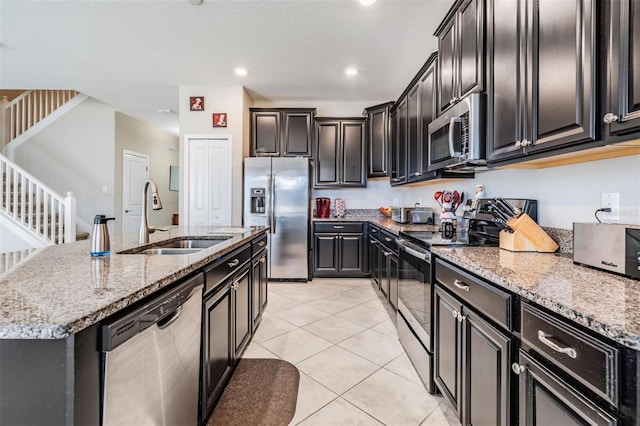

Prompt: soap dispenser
[{"left": 91, "top": 215, "right": 115, "bottom": 256}]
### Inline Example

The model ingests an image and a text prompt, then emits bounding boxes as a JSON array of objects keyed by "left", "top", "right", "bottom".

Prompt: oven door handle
[{"left": 396, "top": 239, "right": 431, "bottom": 261}]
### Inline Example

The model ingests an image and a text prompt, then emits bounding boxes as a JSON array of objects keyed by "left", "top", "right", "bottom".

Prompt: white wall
[
  {"left": 13, "top": 97, "right": 116, "bottom": 231},
  {"left": 178, "top": 86, "right": 250, "bottom": 226},
  {"left": 114, "top": 112, "right": 179, "bottom": 233}
]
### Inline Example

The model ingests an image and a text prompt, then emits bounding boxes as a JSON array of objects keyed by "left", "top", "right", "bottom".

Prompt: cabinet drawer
[
  {"left": 435, "top": 258, "right": 513, "bottom": 331},
  {"left": 252, "top": 234, "right": 268, "bottom": 255},
  {"left": 204, "top": 244, "right": 252, "bottom": 295},
  {"left": 369, "top": 224, "right": 380, "bottom": 240},
  {"left": 315, "top": 222, "right": 363, "bottom": 233},
  {"left": 379, "top": 229, "right": 398, "bottom": 252},
  {"left": 521, "top": 303, "right": 618, "bottom": 406}
]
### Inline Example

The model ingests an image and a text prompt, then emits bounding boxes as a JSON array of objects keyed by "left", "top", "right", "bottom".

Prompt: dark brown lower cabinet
[
  {"left": 434, "top": 285, "right": 512, "bottom": 426},
  {"left": 202, "top": 282, "right": 233, "bottom": 422},
  {"left": 313, "top": 222, "right": 365, "bottom": 277},
  {"left": 516, "top": 350, "right": 617, "bottom": 426},
  {"left": 232, "top": 264, "right": 252, "bottom": 359},
  {"left": 251, "top": 249, "right": 268, "bottom": 331}
]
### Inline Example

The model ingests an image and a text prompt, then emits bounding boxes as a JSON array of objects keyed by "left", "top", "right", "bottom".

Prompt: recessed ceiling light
[
  {"left": 345, "top": 67, "right": 359, "bottom": 76},
  {"left": 359, "top": 0, "right": 376, "bottom": 6},
  {"left": 234, "top": 67, "right": 248, "bottom": 76}
]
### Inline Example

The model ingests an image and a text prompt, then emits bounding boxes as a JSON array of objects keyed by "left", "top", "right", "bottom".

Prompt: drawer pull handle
[
  {"left": 334, "top": 225, "right": 344, "bottom": 229},
  {"left": 383, "top": 251, "right": 391, "bottom": 257},
  {"left": 385, "top": 237, "right": 393, "bottom": 242},
  {"left": 453, "top": 279, "right": 470, "bottom": 292},
  {"left": 228, "top": 259, "right": 240, "bottom": 267},
  {"left": 370, "top": 240, "right": 377, "bottom": 244},
  {"left": 537, "top": 330, "right": 577, "bottom": 359},
  {"left": 258, "top": 241, "right": 266, "bottom": 247}
]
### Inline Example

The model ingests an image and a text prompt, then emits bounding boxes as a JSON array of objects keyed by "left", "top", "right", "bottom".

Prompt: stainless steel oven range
[{"left": 396, "top": 230, "right": 472, "bottom": 394}]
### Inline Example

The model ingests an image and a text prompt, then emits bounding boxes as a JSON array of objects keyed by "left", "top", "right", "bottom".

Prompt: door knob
[{"left": 125, "top": 210, "right": 132, "bottom": 213}]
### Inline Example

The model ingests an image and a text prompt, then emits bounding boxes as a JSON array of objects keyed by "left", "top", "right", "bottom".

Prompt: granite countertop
[
  {"left": 0, "top": 226, "right": 268, "bottom": 340},
  {"left": 316, "top": 214, "right": 640, "bottom": 350}
]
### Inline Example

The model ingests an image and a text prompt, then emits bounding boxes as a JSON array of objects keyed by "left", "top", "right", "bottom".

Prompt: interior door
[
  {"left": 187, "top": 137, "right": 231, "bottom": 227},
  {"left": 122, "top": 151, "right": 149, "bottom": 234}
]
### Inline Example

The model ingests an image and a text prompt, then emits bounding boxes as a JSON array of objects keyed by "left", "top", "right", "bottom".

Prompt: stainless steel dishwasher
[{"left": 101, "top": 274, "right": 204, "bottom": 426}]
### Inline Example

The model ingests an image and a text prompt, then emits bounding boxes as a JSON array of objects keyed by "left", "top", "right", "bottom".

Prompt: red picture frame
[
  {"left": 189, "top": 96, "right": 204, "bottom": 111},
  {"left": 213, "top": 113, "right": 227, "bottom": 127}
]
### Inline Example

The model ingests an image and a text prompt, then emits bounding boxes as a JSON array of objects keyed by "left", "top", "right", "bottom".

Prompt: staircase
[
  {"left": 1, "top": 90, "right": 90, "bottom": 249},
  {"left": 1, "top": 89, "right": 88, "bottom": 157},
  {"left": 1, "top": 154, "right": 86, "bottom": 247}
]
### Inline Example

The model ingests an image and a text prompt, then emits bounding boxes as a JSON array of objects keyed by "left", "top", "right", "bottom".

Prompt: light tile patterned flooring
[{"left": 241, "top": 278, "right": 461, "bottom": 425}]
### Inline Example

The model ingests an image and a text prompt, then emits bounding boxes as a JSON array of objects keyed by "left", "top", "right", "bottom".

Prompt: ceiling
[{"left": 1, "top": 0, "right": 455, "bottom": 135}]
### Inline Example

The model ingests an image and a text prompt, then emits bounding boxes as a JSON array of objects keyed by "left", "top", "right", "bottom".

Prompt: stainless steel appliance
[
  {"left": 573, "top": 222, "right": 640, "bottom": 280},
  {"left": 410, "top": 207, "right": 434, "bottom": 224},
  {"left": 101, "top": 274, "right": 203, "bottom": 426},
  {"left": 391, "top": 206, "right": 412, "bottom": 224},
  {"left": 427, "top": 93, "right": 485, "bottom": 171},
  {"left": 243, "top": 157, "right": 310, "bottom": 281}
]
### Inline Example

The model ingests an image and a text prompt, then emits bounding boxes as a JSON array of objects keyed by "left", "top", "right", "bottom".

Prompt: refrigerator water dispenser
[{"left": 250, "top": 188, "right": 266, "bottom": 213}]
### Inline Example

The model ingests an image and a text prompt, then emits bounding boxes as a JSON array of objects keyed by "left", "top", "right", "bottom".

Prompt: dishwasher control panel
[{"left": 101, "top": 274, "right": 203, "bottom": 351}]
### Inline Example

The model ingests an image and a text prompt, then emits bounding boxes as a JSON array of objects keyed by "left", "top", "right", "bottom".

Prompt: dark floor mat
[{"left": 207, "top": 358, "right": 300, "bottom": 426}]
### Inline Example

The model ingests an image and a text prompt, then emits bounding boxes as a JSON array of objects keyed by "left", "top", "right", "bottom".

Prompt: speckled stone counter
[
  {"left": 0, "top": 226, "right": 268, "bottom": 339},
  {"left": 432, "top": 246, "right": 640, "bottom": 350},
  {"left": 313, "top": 215, "right": 437, "bottom": 234}
]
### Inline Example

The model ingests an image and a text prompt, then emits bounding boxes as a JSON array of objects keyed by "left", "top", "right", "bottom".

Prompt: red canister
[{"left": 316, "top": 197, "right": 331, "bottom": 218}]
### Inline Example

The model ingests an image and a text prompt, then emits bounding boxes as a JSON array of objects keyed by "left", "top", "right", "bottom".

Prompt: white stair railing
[
  {"left": 1, "top": 90, "right": 79, "bottom": 150},
  {"left": 1, "top": 153, "right": 76, "bottom": 245}
]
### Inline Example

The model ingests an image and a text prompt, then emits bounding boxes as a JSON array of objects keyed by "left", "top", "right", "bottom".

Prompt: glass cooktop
[{"left": 399, "top": 230, "right": 499, "bottom": 250}]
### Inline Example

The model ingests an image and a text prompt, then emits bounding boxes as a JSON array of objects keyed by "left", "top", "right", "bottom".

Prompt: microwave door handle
[{"left": 448, "top": 117, "right": 463, "bottom": 158}]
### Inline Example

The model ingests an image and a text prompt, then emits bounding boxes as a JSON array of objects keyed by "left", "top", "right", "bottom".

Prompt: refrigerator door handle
[{"left": 268, "top": 173, "right": 276, "bottom": 234}]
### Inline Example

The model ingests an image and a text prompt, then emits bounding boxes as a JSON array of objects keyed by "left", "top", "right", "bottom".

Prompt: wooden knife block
[{"left": 499, "top": 213, "right": 559, "bottom": 253}]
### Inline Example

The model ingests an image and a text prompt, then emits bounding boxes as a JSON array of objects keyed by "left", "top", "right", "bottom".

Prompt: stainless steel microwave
[{"left": 427, "top": 93, "right": 486, "bottom": 171}]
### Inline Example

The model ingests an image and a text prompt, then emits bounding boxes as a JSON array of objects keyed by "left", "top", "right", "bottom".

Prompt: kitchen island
[{"left": 0, "top": 226, "right": 268, "bottom": 425}]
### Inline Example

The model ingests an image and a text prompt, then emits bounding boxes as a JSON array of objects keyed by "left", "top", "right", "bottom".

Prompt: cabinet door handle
[
  {"left": 515, "top": 140, "right": 522, "bottom": 148},
  {"left": 603, "top": 112, "right": 619, "bottom": 124},
  {"left": 512, "top": 363, "right": 526, "bottom": 375},
  {"left": 537, "top": 330, "right": 577, "bottom": 359},
  {"left": 260, "top": 257, "right": 266, "bottom": 264},
  {"left": 383, "top": 251, "right": 391, "bottom": 257},
  {"left": 521, "top": 139, "right": 530, "bottom": 147},
  {"left": 228, "top": 259, "right": 240, "bottom": 268},
  {"left": 453, "top": 279, "right": 470, "bottom": 292}
]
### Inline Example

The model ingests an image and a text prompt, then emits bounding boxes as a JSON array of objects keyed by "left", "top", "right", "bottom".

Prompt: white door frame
[
  {"left": 181, "top": 134, "right": 232, "bottom": 227},
  {"left": 122, "top": 150, "right": 149, "bottom": 234}
]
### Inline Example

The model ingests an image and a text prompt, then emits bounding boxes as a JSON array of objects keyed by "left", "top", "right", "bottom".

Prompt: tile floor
[{"left": 241, "top": 277, "right": 461, "bottom": 426}]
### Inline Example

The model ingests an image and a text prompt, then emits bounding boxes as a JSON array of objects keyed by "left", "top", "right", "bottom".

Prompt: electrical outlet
[{"left": 601, "top": 192, "right": 620, "bottom": 220}]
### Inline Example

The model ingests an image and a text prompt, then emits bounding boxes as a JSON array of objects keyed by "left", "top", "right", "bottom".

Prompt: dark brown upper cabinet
[
  {"left": 486, "top": 0, "right": 598, "bottom": 164},
  {"left": 250, "top": 108, "right": 316, "bottom": 157},
  {"left": 390, "top": 53, "right": 439, "bottom": 186},
  {"left": 436, "top": 0, "right": 485, "bottom": 115},
  {"left": 603, "top": 0, "right": 640, "bottom": 141},
  {"left": 314, "top": 118, "right": 366, "bottom": 188},
  {"left": 364, "top": 102, "right": 394, "bottom": 178}
]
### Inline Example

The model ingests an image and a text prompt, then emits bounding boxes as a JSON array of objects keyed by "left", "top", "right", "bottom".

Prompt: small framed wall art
[
  {"left": 213, "top": 113, "right": 227, "bottom": 127},
  {"left": 189, "top": 96, "right": 204, "bottom": 111}
]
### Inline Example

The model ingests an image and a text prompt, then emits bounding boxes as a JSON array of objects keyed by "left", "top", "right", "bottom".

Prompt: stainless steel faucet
[{"left": 139, "top": 179, "right": 163, "bottom": 244}]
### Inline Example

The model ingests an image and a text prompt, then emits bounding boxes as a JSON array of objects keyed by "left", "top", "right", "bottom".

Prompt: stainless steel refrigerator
[{"left": 243, "top": 157, "right": 310, "bottom": 281}]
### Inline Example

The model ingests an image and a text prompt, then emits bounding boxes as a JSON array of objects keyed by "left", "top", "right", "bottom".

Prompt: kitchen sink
[
  {"left": 140, "top": 248, "right": 204, "bottom": 255},
  {"left": 119, "top": 237, "right": 232, "bottom": 255},
  {"left": 154, "top": 238, "right": 230, "bottom": 249}
]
